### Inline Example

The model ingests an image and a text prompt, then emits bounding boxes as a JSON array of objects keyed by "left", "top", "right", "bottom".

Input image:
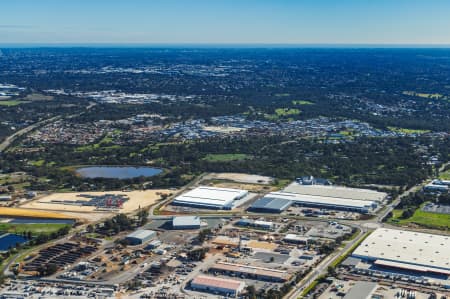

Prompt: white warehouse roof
[
  {"left": 265, "top": 191, "right": 376, "bottom": 210},
  {"left": 172, "top": 186, "right": 248, "bottom": 209},
  {"left": 172, "top": 216, "right": 201, "bottom": 227},
  {"left": 283, "top": 182, "right": 387, "bottom": 202},
  {"left": 126, "top": 229, "right": 156, "bottom": 240},
  {"left": 352, "top": 228, "right": 450, "bottom": 275}
]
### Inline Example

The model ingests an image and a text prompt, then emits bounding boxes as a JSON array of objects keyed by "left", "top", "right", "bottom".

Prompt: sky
[{"left": 1, "top": 0, "right": 450, "bottom": 45}]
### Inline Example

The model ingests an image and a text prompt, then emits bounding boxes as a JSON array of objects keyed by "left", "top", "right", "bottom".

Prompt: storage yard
[
  {"left": 19, "top": 189, "right": 173, "bottom": 221},
  {"left": 318, "top": 278, "right": 449, "bottom": 299}
]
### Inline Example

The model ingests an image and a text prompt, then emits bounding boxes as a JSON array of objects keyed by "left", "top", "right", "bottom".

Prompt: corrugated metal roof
[
  {"left": 343, "top": 281, "right": 378, "bottom": 299},
  {"left": 211, "top": 261, "right": 290, "bottom": 281},
  {"left": 353, "top": 228, "right": 450, "bottom": 273},
  {"left": 192, "top": 275, "right": 243, "bottom": 290},
  {"left": 250, "top": 197, "right": 292, "bottom": 211},
  {"left": 126, "top": 229, "right": 155, "bottom": 240},
  {"left": 172, "top": 216, "right": 200, "bottom": 227},
  {"left": 266, "top": 191, "right": 376, "bottom": 209},
  {"left": 173, "top": 186, "right": 248, "bottom": 209}
]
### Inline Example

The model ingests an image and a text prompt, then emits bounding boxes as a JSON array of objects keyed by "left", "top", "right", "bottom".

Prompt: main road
[
  {"left": 0, "top": 116, "right": 60, "bottom": 153},
  {"left": 0, "top": 101, "right": 96, "bottom": 153}
]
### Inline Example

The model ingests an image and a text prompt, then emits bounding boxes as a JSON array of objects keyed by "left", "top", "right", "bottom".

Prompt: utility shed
[
  {"left": 172, "top": 216, "right": 201, "bottom": 229},
  {"left": 125, "top": 229, "right": 156, "bottom": 245},
  {"left": 343, "top": 281, "right": 378, "bottom": 299}
]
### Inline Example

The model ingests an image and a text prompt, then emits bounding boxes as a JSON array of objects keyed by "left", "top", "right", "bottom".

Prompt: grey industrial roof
[
  {"left": 343, "top": 281, "right": 378, "bottom": 299},
  {"left": 341, "top": 257, "right": 362, "bottom": 267},
  {"left": 250, "top": 197, "right": 292, "bottom": 211},
  {"left": 172, "top": 216, "right": 201, "bottom": 227},
  {"left": 126, "top": 229, "right": 155, "bottom": 240},
  {"left": 265, "top": 191, "right": 375, "bottom": 209}
]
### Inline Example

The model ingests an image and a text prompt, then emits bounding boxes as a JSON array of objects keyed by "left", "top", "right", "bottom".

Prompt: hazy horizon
[{"left": 2, "top": 0, "right": 450, "bottom": 45}]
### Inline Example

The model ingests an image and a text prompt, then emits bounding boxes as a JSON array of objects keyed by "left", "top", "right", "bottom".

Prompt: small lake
[
  {"left": 76, "top": 166, "right": 163, "bottom": 179},
  {"left": 0, "top": 233, "right": 28, "bottom": 251}
]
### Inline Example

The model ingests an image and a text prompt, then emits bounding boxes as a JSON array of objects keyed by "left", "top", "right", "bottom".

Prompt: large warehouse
[
  {"left": 259, "top": 191, "right": 377, "bottom": 214},
  {"left": 284, "top": 182, "right": 387, "bottom": 202},
  {"left": 352, "top": 228, "right": 450, "bottom": 276},
  {"left": 171, "top": 186, "right": 248, "bottom": 210},
  {"left": 190, "top": 275, "right": 245, "bottom": 297},
  {"left": 248, "top": 197, "right": 293, "bottom": 213}
]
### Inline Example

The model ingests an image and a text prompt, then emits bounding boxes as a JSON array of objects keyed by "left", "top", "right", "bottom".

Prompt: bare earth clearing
[{"left": 19, "top": 189, "right": 174, "bottom": 222}]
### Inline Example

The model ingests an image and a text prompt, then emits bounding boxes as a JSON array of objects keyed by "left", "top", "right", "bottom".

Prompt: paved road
[{"left": 285, "top": 226, "right": 366, "bottom": 299}]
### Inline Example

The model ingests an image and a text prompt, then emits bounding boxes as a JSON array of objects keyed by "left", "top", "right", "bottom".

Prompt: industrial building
[
  {"left": 190, "top": 275, "right": 245, "bottom": 297},
  {"left": 343, "top": 281, "right": 378, "bottom": 299},
  {"left": 145, "top": 240, "right": 161, "bottom": 250},
  {"left": 259, "top": 191, "right": 377, "bottom": 214},
  {"left": 172, "top": 216, "right": 201, "bottom": 229},
  {"left": 0, "top": 195, "right": 12, "bottom": 201},
  {"left": 125, "top": 229, "right": 156, "bottom": 245},
  {"left": 248, "top": 197, "right": 292, "bottom": 213},
  {"left": 209, "top": 261, "right": 291, "bottom": 282},
  {"left": 296, "top": 175, "right": 332, "bottom": 186},
  {"left": 236, "top": 218, "right": 275, "bottom": 230},
  {"left": 284, "top": 182, "right": 387, "bottom": 202},
  {"left": 352, "top": 228, "right": 450, "bottom": 276},
  {"left": 283, "top": 234, "right": 313, "bottom": 245},
  {"left": 171, "top": 186, "right": 248, "bottom": 210},
  {"left": 423, "top": 180, "right": 449, "bottom": 193}
]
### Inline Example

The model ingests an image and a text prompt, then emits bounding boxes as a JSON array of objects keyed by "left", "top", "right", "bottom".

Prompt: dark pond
[{"left": 0, "top": 233, "right": 28, "bottom": 251}]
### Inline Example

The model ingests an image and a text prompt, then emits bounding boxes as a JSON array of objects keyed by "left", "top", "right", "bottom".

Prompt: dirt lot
[
  {"left": 19, "top": 189, "right": 174, "bottom": 222},
  {"left": 206, "top": 172, "right": 274, "bottom": 185}
]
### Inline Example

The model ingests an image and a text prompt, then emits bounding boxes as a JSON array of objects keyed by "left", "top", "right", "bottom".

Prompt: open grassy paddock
[
  {"left": 202, "top": 153, "right": 251, "bottom": 162},
  {"left": 0, "top": 223, "right": 70, "bottom": 234},
  {"left": 389, "top": 204, "right": 450, "bottom": 230},
  {"left": 0, "top": 100, "right": 29, "bottom": 106}
]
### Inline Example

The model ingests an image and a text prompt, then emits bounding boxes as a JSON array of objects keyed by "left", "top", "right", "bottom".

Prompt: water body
[
  {"left": 76, "top": 166, "right": 163, "bottom": 179},
  {"left": 0, "top": 233, "right": 28, "bottom": 251}
]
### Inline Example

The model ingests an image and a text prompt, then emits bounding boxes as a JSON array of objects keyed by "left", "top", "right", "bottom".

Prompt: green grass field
[
  {"left": 292, "top": 100, "right": 314, "bottom": 105},
  {"left": 202, "top": 153, "right": 250, "bottom": 162},
  {"left": 0, "top": 223, "right": 70, "bottom": 234},
  {"left": 388, "top": 126, "right": 430, "bottom": 134},
  {"left": 402, "top": 91, "right": 445, "bottom": 100},
  {"left": 275, "top": 108, "right": 300, "bottom": 116},
  {"left": 389, "top": 204, "right": 450, "bottom": 229},
  {"left": 29, "top": 159, "right": 46, "bottom": 167},
  {"left": 265, "top": 108, "right": 301, "bottom": 120},
  {"left": 439, "top": 169, "right": 450, "bottom": 180},
  {"left": 0, "top": 100, "right": 29, "bottom": 106}
]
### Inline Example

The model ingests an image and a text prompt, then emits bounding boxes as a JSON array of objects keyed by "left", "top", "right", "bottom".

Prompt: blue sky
[{"left": 1, "top": 0, "right": 450, "bottom": 45}]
